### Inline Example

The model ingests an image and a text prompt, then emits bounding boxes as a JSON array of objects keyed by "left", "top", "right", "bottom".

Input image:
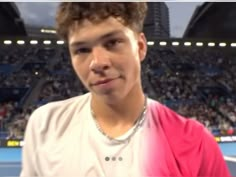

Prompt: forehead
[{"left": 68, "top": 17, "right": 135, "bottom": 45}]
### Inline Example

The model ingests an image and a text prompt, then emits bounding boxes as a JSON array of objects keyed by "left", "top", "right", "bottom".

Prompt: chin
[{"left": 95, "top": 91, "right": 125, "bottom": 102}]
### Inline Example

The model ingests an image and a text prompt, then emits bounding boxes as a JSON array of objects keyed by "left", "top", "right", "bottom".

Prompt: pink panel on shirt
[{"left": 142, "top": 101, "right": 231, "bottom": 177}]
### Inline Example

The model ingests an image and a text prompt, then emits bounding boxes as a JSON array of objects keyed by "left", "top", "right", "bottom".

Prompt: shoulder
[
  {"left": 147, "top": 98, "right": 204, "bottom": 130},
  {"left": 146, "top": 99, "right": 230, "bottom": 176},
  {"left": 147, "top": 98, "right": 205, "bottom": 143},
  {"left": 27, "top": 93, "right": 91, "bottom": 134},
  {"left": 36, "top": 92, "right": 90, "bottom": 113}
]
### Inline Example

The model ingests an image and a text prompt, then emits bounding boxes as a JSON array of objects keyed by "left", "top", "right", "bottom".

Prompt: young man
[{"left": 20, "top": 2, "right": 231, "bottom": 177}]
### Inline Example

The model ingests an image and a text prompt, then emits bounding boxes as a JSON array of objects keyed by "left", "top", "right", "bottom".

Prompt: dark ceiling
[{"left": 184, "top": 2, "right": 236, "bottom": 39}]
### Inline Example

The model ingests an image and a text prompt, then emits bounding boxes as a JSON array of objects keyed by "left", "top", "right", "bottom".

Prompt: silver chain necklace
[{"left": 91, "top": 97, "right": 147, "bottom": 144}]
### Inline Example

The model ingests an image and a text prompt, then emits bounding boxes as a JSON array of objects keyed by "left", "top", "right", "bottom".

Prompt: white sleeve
[{"left": 20, "top": 109, "right": 40, "bottom": 177}]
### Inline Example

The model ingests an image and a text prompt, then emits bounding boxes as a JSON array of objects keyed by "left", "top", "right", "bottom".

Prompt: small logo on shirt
[{"left": 105, "top": 156, "right": 123, "bottom": 161}]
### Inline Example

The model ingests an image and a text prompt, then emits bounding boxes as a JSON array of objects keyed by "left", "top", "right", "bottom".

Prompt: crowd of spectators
[
  {"left": 143, "top": 45, "right": 236, "bottom": 135},
  {"left": 0, "top": 101, "right": 37, "bottom": 139},
  {"left": 0, "top": 43, "right": 236, "bottom": 139},
  {"left": 2, "top": 71, "right": 33, "bottom": 88},
  {"left": 35, "top": 49, "right": 87, "bottom": 105},
  {"left": 0, "top": 45, "right": 56, "bottom": 138}
]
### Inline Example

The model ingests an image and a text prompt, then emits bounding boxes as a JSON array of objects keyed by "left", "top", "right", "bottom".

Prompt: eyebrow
[{"left": 70, "top": 30, "right": 123, "bottom": 48}]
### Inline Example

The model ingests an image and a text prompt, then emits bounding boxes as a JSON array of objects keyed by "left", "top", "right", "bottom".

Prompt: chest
[{"left": 34, "top": 127, "right": 145, "bottom": 177}]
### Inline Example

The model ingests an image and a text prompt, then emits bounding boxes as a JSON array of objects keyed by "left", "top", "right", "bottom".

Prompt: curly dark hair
[{"left": 55, "top": 2, "right": 148, "bottom": 41}]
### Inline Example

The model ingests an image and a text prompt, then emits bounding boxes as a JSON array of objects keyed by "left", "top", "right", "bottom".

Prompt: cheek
[
  {"left": 71, "top": 61, "right": 80, "bottom": 76},
  {"left": 71, "top": 61, "right": 88, "bottom": 82},
  {"left": 123, "top": 52, "right": 140, "bottom": 70},
  {"left": 123, "top": 60, "right": 140, "bottom": 80}
]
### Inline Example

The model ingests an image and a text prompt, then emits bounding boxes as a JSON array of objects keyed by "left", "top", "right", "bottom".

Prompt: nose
[{"left": 89, "top": 47, "right": 111, "bottom": 73}]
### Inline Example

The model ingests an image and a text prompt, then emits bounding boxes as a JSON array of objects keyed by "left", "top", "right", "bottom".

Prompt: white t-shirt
[
  {"left": 20, "top": 93, "right": 231, "bottom": 177},
  {"left": 20, "top": 93, "right": 150, "bottom": 177}
]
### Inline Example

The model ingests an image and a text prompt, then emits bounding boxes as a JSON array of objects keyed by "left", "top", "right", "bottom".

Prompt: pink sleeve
[
  {"left": 198, "top": 128, "right": 231, "bottom": 177},
  {"left": 147, "top": 101, "right": 232, "bottom": 176}
]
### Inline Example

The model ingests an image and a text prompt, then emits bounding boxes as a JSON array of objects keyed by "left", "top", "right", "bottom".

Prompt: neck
[{"left": 91, "top": 87, "right": 146, "bottom": 127}]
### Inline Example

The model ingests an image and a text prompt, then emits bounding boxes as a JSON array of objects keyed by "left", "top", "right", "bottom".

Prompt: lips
[{"left": 93, "top": 78, "right": 115, "bottom": 86}]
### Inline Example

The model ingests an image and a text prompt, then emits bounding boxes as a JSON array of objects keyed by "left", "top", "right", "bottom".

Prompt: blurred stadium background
[{"left": 0, "top": 2, "right": 236, "bottom": 176}]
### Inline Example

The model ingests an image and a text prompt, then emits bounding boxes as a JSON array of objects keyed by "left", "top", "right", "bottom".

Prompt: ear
[{"left": 137, "top": 32, "right": 147, "bottom": 62}]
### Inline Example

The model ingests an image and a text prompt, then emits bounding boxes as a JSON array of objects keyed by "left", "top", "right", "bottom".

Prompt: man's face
[{"left": 68, "top": 17, "right": 147, "bottom": 100}]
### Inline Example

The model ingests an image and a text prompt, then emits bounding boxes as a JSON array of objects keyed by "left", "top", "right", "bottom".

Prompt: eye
[
  {"left": 74, "top": 48, "right": 91, "bottom": 55},
  {"left": 105, "top": 38, "right": 122, "bottom": 49}
]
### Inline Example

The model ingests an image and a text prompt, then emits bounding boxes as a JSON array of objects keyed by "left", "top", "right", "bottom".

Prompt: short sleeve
[{"left": 198, "top": 128, "right": 231, "bottom": 177}]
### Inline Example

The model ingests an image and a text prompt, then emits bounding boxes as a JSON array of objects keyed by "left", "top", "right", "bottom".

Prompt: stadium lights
[
  {"left": 172, "top": 41, "right": 179, "bottom": 46},
  {"left": 184, "top": 42, "right": 191, "bottom": 46},
  {"left": 17, "top": 40, "right": 25, "bottom": 45},
  {"left": 219, "top": 43, "right": 227, "bottom": 47},
  {"left": 208, "top": 42, "right": 215, "bottom": 47},
  {"left": 4, "top": 40, "right": 12, "bottom": 45},
  {"left": 57, "top": 40, "right": 65, "bottom": 45},
  {"left": 230, "top": 43, "right": 236, "bottom": 47},
  {"left": 196, "top": 42, "right": 203, "bottom": 47},
  {"left": 43, "top": 40, "right": 51, "bottom": 45},
  {"left": 159, "top": 41, "right": 167, "bottom": 46},
  {"left": 41, "top": 28, "right": 56, "bottom": 34},
  {"left": 30, "top": 40, "right": 38, "bottom": 45},
  {"left": 147, "top": 41, "right": 154, "bottom": 46}
]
